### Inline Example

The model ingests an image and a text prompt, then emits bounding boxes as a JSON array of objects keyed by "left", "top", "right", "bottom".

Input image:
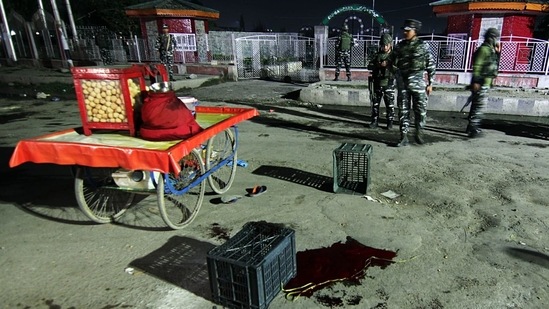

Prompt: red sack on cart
[{"left": 139, "top": 91, "right": 203, "bottom": 141}]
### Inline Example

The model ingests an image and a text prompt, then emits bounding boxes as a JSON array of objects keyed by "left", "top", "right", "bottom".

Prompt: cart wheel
[
  {"left": 74, "top": 166, "right": 135, "bottom": 223},
  {"left": 206, "top": 127, "right": 237, "bottom": 194},
  {"left": 157, "top": 148, "right": 206, "bottom": 229}
]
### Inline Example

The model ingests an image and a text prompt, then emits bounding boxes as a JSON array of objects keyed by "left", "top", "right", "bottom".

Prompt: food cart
[{"left": 9, "top": 65, "right": 259, "bottom": 229}]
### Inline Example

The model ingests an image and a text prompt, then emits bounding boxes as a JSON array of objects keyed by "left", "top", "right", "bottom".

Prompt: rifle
[
  {"left": 461, "top": 41, "right": 500, "bottom": 113},
  {"left": 368, "top": 76, "right": 374, "bottom": 106},
  {"left": 460, "top": 85, "right": 473, "bottom": 113},
  {"left": 460, "top": 96, "right": 473, "bottom": 113}
]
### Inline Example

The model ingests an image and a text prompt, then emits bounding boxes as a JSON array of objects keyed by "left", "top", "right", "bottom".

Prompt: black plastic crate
[
  {"left": 333, "top": 143, "right": 372, "bottom": 195},
  {"left": 207, "top": 221, "right": 296, "bottom": 309}
]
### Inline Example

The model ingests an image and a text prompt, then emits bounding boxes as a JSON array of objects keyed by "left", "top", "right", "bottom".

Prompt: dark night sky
[{"left": 199, "top": 0, "right": 448, "bottom": 34}]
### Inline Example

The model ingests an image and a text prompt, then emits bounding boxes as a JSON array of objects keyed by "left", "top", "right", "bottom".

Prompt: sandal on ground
[
  {"left": 221, "top": 195, "right": 242, "bottom": 204},
  {"left": 247, "top": 185, "right": 267, "bottom": 197}
]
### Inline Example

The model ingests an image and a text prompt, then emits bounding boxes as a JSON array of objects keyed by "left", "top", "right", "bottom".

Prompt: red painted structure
[
  {"left": 430, "top": 0, "right": 548, "bottom": 40},
  {"left": 125, "top": 0, "right": 219, "bottom": 63},
  {"left": 431, "top": 0, "right": 549, "bottom": 75}
]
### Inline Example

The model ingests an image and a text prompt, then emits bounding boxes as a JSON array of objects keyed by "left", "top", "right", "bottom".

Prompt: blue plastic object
[{"left": 227, "top": 159, "right": 248, "bottom": 167}]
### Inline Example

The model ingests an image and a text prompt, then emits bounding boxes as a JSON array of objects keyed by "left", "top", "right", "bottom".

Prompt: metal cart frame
[{"left": 10, "top": 106, "right": 259, "bottom": 229}]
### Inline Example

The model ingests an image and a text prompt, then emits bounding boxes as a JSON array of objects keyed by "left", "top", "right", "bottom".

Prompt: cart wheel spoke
[
  {"left": 74, "top": 167, "right": 135, "bottom": 223},
  {"left": 157, "top": 149, "right": 205, "bottom": 229},
  {"left": 206, "top": 127, "right": 238, "bottom": 194}
]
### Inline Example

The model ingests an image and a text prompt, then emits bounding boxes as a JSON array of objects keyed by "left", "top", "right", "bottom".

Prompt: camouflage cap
[
  {"left": 402, "top": 19, "right": 422, "bottom": 31},
  {"left": 380, "top": 33, "right": 393, "bottom": 46},
  {"left": 484, "top": 28, "right": 500, "bottom": 39}
]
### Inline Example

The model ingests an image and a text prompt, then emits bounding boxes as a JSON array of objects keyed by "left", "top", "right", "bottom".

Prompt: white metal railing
[
  {"left": 5, "top": 26, "right": 549, "bottom": 76},
  {"left": 324, "top": 35, "right": 549, "bottom": 75},
  {"left": 121, "top": 34, "right": 549, "bottom": 75},
  {"left": 174, "top": 33, "right": 197, "bottom": 52},
  {"left": 232, "top": 34, "right": 316, "bottom": 79}
]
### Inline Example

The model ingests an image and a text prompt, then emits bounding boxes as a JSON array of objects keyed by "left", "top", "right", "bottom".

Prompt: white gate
[{"left": 234, "top": 34, "right": 319, "bottom": 82}]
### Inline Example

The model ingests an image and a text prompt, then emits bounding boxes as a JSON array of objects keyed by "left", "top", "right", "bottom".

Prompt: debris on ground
[
  {"left": 363, "top": 195, "right": 382, "bottom": 203},
  {"left": 36, "top": 92, "right": 50, "bottom": 99},
  {"left": 381, "top": 190, "right": 400, "bottom": 199}
]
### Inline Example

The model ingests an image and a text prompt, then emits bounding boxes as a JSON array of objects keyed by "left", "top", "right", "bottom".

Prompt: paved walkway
[
  {"left": 299, "top": 81, "right": 549, "bottom": 117},
  {"left": 1, "top": 65, "right": 548, "bottom": 117},
  {"left": 0, "top": 66, "right": 218, "bottom": 91}
]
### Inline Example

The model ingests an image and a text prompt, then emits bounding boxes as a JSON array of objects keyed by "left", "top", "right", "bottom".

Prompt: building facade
[
  {"left": 125, "top": 0, "right": 219, "bottom": 63},
  {"left": 430, "top": 0, "right": 549, "bottom": 40}
]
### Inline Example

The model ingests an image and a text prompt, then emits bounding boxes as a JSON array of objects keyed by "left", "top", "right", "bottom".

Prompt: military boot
[
  {"left": 347, "top": 75, "right": 352, "bottom": 82},
  {"left": 415, "top": 129, "right": 425, "bottom": 144},
  {"left": 387, "top": 120, "right": 393, "bottom": 130},
  {"left": 466, "top": 124, "right": 482, "bottom": 138},
  {"left": 333, "top": 73, "right": 339, "bottom": 81},
  {"left": 368, "top": 119, "right": 379, "bottom": 128},
  {"left": 396, "top": 133, "right": 409, "bottom": 147}
]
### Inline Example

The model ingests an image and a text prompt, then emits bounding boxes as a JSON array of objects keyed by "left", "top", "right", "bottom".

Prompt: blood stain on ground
[
  {"left": 316, "top": 294, "right": 344, "bottom": 307},
  {"left": 209, "top": 223, "right": 230, "bottom": 241},
  {"left": 284, "top": 236, "right": 397, "bottom": 305},
  {"left": 346, "top": 295, "right": 363, "bottom": 305}
]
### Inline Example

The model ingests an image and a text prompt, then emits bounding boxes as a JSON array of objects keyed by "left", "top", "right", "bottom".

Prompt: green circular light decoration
[{"left": 322, "top": 4, "right": 387, "bottom": 26}]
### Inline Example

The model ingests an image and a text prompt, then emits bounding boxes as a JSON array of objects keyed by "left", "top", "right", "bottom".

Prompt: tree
[
  {"left": 252, "top": 21, "right": 266, "bottom": 32},
  {"left": 72, "top": 0, "right": 142, "bottom": 35},
  {"left": 3, "top": 0, "right": 143, "bottom": 35},
  {"left": 239, "top": 14, "right": 245, "bottom": 32},
  {"left": 4, "top": 0, "right": 37, "bottom": 20},
  {"left": 534, "top": 15, "right": 549, "bottom": 39}
]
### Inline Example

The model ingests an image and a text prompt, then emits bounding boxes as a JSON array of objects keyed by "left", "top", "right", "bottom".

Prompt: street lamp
[
  {"left": 371, "top": 0, "right": 375, "bottom": 36},
  {"left": 0, "top": 0, "right": 17, "bottom": 62}
]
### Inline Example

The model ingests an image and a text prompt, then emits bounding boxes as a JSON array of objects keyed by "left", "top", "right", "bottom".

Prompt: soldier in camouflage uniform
[
  {"left": 155, "top": 24, "right": 177, "bottom": 81},
  {"left": 334, "top": 24, "right": 354, "bottom": 81},
  {"left": 391, "top": 19, "right": 436, "bottom": 146},
  {"left": 466, "top": 27, "right": 500, "bottom": 138},
  {"left": 95, "top": 32, "right": 113, "bottom": 66},
  {"left": 367, "top": 33, "right": 395, "bottom": 129}
]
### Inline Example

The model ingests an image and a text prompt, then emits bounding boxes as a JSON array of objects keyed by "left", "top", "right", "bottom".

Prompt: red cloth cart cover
[
  {"left": 140, "top": 91, "right": 204, "bottom": 141},
  {"left": 9, "top": 107, "right": 259, "bottom": 175}
]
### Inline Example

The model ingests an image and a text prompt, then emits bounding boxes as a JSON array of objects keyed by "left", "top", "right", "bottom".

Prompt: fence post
[
  {"left": 320, "top": 35, "right": 324, "bottom": 69},
  {"left": 464, "top": 37, "right": 471, "bottom": 73},
  {"left": 134, "top": 35, "right": 141, "bottom": 63},
  {"left": 231, "top": 33, "right": 236, "bottom": 64},
  {"left": 314, "top": 25, "right": 327, "bottom": 69},
  {"left": 545, "top": 41, "right": 549, "bottom": 76}
]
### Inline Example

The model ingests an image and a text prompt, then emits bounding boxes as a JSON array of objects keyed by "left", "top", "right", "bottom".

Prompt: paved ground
[
  {"left": 1, "top": 65, "right": 548, "bottom": 116},
  {"left": 1, "top": 70, "right": 549, "bottom": 309}
]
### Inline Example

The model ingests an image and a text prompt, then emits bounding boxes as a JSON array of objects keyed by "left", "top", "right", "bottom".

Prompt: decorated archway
[
  {"left": 344, "top": 15, "right": 365, "bottom": 35},
  {"left": 322, "top": 4, "right": 388, "bottom": 27}
]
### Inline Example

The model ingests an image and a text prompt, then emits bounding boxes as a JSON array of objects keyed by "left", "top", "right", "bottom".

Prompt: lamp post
[
  {"left": 0, "top": 0, "right": 17, "bottom": 63},
  {"left": 64, "top": 0, "right": 78, "bottom": 42},
  {"left": 37, "top": 0, "right": 55, "bottom": 57},
  {"left": 50, "top": 0, "right": 73, "bottom": 67},
  {"left": 371, "top": 0, "right": 375, "bottom": 36}
]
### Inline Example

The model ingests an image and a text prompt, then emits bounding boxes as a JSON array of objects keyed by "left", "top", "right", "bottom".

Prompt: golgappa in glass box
[{"left": 71, "top": 65, "right": 151, "bottom": 136}]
